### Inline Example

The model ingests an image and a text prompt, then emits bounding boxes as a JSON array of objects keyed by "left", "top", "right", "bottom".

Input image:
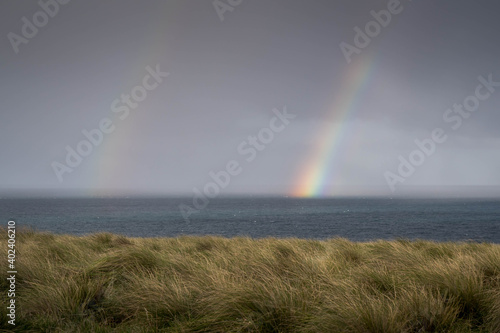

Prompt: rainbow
[
  {"left": 85, "top": 1, "right": 178, "bottom": 196},
  {"left": 291, "top": 54, "right": 376, "bottom": 197}
]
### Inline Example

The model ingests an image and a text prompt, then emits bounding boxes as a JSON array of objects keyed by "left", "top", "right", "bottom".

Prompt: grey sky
[{"left": 1, "top": 0, "right": 499, "bottom": 197}]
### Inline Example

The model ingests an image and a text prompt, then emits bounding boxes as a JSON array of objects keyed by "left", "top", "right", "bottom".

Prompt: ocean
[{"left": 1, "top": 197, "right": 499, "bottom": 242}]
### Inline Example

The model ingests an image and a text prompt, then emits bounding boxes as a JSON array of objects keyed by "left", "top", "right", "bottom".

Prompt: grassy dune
[{"left": 1, "top": 230, "right": 500, "bottom": 332}]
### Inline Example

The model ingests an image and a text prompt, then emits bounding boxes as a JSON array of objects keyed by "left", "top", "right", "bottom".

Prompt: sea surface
[{"left": 1, "top": 197, "right": 499, "bottom": 242}]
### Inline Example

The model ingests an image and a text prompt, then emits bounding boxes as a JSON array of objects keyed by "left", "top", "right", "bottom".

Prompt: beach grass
[{"left": 1, "top": 229, "right": 500, "bottom": 332}]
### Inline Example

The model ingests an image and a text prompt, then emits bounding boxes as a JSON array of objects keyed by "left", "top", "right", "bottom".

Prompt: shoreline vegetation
[{"left": 1, "top": 230, "right": 500, "bottom": 332}]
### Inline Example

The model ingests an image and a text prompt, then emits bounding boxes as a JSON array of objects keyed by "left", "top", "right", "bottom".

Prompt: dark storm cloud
[{"left": 0, "top": 0, "right": 499, "bottom": 197}]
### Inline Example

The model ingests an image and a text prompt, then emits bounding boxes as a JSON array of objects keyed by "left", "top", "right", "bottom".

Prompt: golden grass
[{"left": 1, "top": 229, "right": 499, "bottom": 332}]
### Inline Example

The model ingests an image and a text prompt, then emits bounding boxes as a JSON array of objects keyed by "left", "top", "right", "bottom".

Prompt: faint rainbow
[
  {"left": 86, "top": 1, "right": 177, "bottom": 196},
  {"left": 291, "top": 55, "right": 376, "bottom": 197}
]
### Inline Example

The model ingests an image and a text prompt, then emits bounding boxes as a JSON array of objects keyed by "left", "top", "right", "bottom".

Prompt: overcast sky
[{"left": 1, "top": 0, "right": 499, "bottom": 197}]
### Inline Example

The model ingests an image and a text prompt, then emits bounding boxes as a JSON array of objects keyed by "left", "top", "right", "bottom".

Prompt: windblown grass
[{"left": 1, "top": 229, "right": 499, "bottom": 332}]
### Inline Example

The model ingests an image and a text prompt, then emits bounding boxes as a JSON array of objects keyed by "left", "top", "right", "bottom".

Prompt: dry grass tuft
[{"left": 1, "top": 229, "right": 499, "bottom": 332}]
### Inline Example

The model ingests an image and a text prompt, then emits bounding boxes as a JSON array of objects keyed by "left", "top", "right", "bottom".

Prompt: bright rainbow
[{"left": 291, "top": 55, "right": 376, "bottom": 197}]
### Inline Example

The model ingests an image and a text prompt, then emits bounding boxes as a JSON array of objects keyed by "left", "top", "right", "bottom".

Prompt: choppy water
[{"left": 1, "top": 197, "right": 499, "bottom": 242}]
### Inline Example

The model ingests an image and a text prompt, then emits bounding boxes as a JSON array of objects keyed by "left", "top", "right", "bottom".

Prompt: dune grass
[{"left": 1, "top": 229, "right": 500, "bottom": 332}]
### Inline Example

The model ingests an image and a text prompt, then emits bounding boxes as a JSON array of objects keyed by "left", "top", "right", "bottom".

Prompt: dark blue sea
[{"left": 1, "top": 197, "right": 499, "bottom": 242}]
